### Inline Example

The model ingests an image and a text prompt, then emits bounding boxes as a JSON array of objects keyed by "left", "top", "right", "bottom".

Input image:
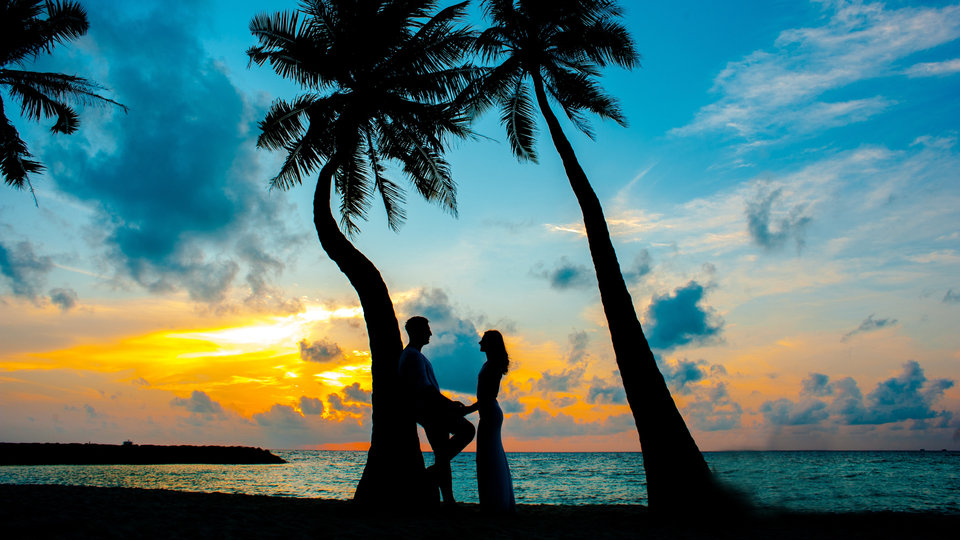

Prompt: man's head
[{"left": 405, "top": 316, "right": 432, "bottom": 349}]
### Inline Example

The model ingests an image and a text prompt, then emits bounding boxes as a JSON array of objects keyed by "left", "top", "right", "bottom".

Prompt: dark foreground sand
[{"left": 1, "top": 485, "right": 956, "bottom": 539}]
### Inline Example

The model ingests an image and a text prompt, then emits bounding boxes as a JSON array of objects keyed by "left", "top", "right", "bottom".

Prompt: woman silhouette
[{"left": 464, "top": 330, "right": 517, "bottom": 514}]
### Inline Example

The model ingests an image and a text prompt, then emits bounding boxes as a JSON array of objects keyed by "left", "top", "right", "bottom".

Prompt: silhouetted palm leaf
[
  {"left": 473, "top": 0, "right": 638, "bottom": 149},
  {"left": 249, "top": 0, "right": 476, "bottom": 236},
  {"left": 1, "top": 0, "right": 126, "bottom": 197}
]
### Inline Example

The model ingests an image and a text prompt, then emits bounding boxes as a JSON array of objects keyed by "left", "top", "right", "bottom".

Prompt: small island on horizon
[{"left": 0, "top": 442, "right": 286, "bottom": 466}]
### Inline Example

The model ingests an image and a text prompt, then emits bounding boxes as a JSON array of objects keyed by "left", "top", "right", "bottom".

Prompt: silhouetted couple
[{"left": 399, "top": 316, "right": 517, "bottom": 514}]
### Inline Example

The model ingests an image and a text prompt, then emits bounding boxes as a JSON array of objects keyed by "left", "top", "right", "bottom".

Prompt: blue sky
[{"left": 1, "top": 0, "right": 959, "bottom": 451}]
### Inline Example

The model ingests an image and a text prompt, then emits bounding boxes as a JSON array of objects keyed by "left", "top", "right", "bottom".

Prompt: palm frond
[
  {"left": 1, "top": 0, "right": 88, "bottom": 66},
  {"left": 367, "top": 131, "right": 407, "bottom": 232},
  {"left": 1, "top": 103, "right": 44, "bottom": 193},
  {"left": 247, "top": 9, "right": 334, "bottom": 91},
  {"left": 49, "top": 101, "right": 79, "bottom": 134},
  {"left": 457, "top": 57, "right": 520, "bottom": 121},
  {"left": 1, "top": 70, "right": 128, "bottom": 112},
  {"left": 335, "top": 142, "right": 373, "bottom": 237},
  {"left": 250, "top": 0, "right": 474, "bottom": 232},
  {"left": 41, "top": 1, "right": 89, "bottom": 46},
  {"left": 376, "top": 113, "right": 457, "bottom": 216},
  {"left": 544, "top": 63, "right": 627, "bottom": 127},
  {"left": 256, "top": 94, "right": 318, "bottom": 151},
  {"left": 563, "top": 17, "right": 640, "bottom": 70},
  {"left": 501, "top": 73, "right": 538, "bottom": 163},
  {"left": 475, "top": 0, "right": 637, "bottom": 153},
  {"left": 268, "top": 116, "right": 328, "bottom": 191}
]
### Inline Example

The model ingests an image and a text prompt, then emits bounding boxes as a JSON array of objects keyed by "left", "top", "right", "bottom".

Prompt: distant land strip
[{"left": 0, "top": 443, "right": 286, "bottom": 465}]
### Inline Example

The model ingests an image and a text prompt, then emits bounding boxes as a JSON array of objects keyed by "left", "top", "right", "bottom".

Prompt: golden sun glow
[
  {"left": 168, "top": 305, "right": 364, "bottom": 355},
  {"left": 1, "top": 302, "right": 373, "bottom": 419}
]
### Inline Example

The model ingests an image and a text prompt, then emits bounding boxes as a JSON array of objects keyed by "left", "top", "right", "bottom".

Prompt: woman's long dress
[{"left": 476, "top": 361, "right": 516, "bottom": 513}]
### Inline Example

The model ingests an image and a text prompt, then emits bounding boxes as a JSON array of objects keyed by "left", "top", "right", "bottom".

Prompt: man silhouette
[{"left": 399, "top": 316, "right": 476, "bottom": 507}]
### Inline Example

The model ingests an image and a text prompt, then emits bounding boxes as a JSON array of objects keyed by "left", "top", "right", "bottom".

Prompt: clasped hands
[{"left": 454, "top": 401, "right": 480, "bottom": 416}]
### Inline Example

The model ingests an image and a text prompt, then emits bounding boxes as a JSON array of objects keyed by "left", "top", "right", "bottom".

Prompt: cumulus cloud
[
  {"left": 801, "top": 373, "right": 833, "bottom": 397},
  {"left": 342, "top": 382, "right": 372, "bottom": 404},
  {"left": 504, "top": 408, "right": 636, "bottom": 439},
  {"left": 852, "top": 361, "right": 955, "bottom": 425},
  {"left": 48, "top": 287, "right": 78, "bottom": 312},
  {"left": 170, "top": 391, "right": 225, "bottom": 416},
  {"left": 299, "top": 338, "right": 343, "bottom": 363},
  {"left": 670, "top": 1, "right": 960, "bottom": 145},
  {"left": 0, "top": 240, "right": 54, "bottom": 304},
  {"left": 82, "top": 404, "right": 103, "bottom": 419},
  {"left": 761, "top": 361, "right": 956, "bottom": 429},
  {"left": 644, "top": 281, "right": 724, "bottom": 350},
  {"left": 530, "top": 257, "right": 594, "bottom": 291},
  {"left": 42, "top": 1, "right": 304, "bottom": 311},
  {"left": 566, "top": 330, "right": 591, "bottom": 365},
  {"left": 760, "top": 398, "right": 830, "bottom": 426},
  {"left": 943, "top": 289, "right": 960, "bottom": 305},
  {"left": 659, "top": 358, "right": 709, "bottom": 395},
  {"left": 623, "top": 249, "right": 654, "bottom": 283},
  {"left": 299, "top": 396, "right": 324, "bottom": 415},
  {"left": 841, "top": 314, "right": 898, "bottom": 342},
  {"left": 252, "top": 404, "right": 307, "bottom": 429},
  {"left": 532, "top": 367, "right": 585, "bottom": 396},
  {"left": 586, "top": 372, "right": 627, "bottom": 405},
  {"left": 327, "top": 393, "right": 367, "bottom": 416},
  {"left": 552, "top": 396, "right": 577, "bottom": 408},
  {"left": 501, "top": 399, "right": 526, "bottom": 414},
  {"left": 683, "top": 383, "right": 743, "bottom": 431},
  {"left": 397, "top": 288, "right": 485, "bottom": 394},
  {"left": 745, "top": 187, "right": 812, "bottom": 254}
]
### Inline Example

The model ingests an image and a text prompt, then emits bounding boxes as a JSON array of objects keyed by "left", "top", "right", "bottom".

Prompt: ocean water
[{"left": 1, "top": 451, "right": 958, "bottom": 513}]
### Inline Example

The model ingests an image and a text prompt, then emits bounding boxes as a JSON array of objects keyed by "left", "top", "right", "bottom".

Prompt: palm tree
[
  {"left": 247, "top": 0, "right": 476, "bottom": 507},
  {"left": 469, "top": 0, "right": 720, "bottom": 512},
  {"left": 1, "top": 0, "right": 127, "bottom": 203}
]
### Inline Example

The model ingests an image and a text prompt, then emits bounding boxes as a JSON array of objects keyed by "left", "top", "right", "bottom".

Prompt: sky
[{"left": 1, "top": 0, "right": 959, "bottom": 452}]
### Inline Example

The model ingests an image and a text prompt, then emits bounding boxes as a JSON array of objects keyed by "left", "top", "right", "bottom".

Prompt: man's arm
[{"left": 416, "top": 385, "right": 464, "bottom": 412}]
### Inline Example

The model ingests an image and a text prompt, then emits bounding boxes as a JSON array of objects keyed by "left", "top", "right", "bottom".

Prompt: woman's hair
[{"left": 482, "top": 330, "right": 510, "bottom": 375}]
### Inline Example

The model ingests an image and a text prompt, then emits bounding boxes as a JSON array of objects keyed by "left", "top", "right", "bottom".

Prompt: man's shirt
[{"left": 399, "top": 346, "right": 441, "bottom": 409}]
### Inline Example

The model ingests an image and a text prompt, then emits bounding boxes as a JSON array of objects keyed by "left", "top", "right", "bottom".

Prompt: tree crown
[{"left": 248, "top": 0, "right": 479, "bottom": 236}]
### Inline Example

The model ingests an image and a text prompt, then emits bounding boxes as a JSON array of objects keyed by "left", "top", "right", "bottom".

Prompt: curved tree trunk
[
  {"left": 531, "top": 74, "right": 716, "bottom": 512},
  {"left": 311, "top": 156, "right": 433, "bottom": 510}
]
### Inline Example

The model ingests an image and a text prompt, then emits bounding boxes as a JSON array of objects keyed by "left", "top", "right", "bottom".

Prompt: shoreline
[
  {"left": 2, "top": 485, "right": 957, "bottom": 539},
  {"left": 0, "top": 443, "right": 285, "bottom": 465}
]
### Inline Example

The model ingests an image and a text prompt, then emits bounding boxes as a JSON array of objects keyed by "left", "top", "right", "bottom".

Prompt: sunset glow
[{"left": 2, "top": 0, "right": 958, "bottom": 453}]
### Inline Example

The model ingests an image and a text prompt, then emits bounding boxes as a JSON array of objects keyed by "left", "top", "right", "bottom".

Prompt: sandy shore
[{"left": 1, "top": 485, "right": 956, "bottom": 539}]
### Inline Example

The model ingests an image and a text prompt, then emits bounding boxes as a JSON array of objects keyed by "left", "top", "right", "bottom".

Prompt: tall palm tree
[
  {"left": 1, "top": 0, "right": 127, "bottom": 203},
  {"left": 247, "top": 0, "right": 476, "bottom": 507},
  {"left": 469, "top": 0, "right": 720, "bottom": 512}
]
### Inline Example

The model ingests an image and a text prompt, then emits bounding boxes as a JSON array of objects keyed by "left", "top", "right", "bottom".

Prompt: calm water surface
[{"left": 2, "top": 451, "right": 957, "bottom": 513}]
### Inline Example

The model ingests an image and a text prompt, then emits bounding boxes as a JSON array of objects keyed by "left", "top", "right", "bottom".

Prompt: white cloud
[
  {"left": 671, "top": 1, "right": 960, "bottom": 143},
  {"left": 904, "top": 58, "right": 960, "bottom": 78}
]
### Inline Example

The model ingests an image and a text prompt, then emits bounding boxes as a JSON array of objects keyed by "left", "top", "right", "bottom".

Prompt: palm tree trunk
[
  {"left": 530, "top": 73, "right": 716, "bottom": 512},
  {"left": 311, "top": 156, "right": 432, "bottom": 509}
]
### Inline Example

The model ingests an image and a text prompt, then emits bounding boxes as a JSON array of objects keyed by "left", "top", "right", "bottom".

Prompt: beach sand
[{"left": 1, "top": 485, "right": 956, "bottom": 539}]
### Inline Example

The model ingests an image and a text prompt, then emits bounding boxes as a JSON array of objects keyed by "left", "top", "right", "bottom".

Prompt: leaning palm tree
[
  {"left": 247, "top": 0, "right": 475, "bottom": 507},
  {"left": 469, "top": 0, "right": 719, "bottom": 512},
  {"left": 1, "top": 0, "right": 127, "bottom": 203}
]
